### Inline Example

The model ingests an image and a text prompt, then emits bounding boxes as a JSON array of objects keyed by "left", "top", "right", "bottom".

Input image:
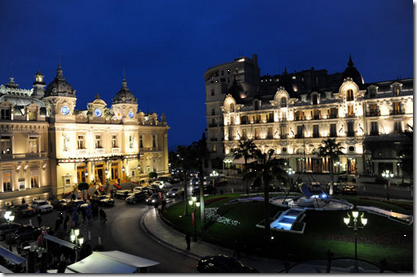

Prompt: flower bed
[{"left": 205, "top": 207, "right": 240, "bottom": 226}]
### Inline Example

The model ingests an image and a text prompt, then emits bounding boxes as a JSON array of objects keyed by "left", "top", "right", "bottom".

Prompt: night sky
[{"left": 0, "top": 0, "right": 413, "bottom": 150}]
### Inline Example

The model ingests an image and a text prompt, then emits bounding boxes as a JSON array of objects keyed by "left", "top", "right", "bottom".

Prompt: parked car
[
  {"left": 13, "top": 204, "right": 36, "bottom": 218},
  {"left": 53, "top": 199, "right": 69, "bottom": 211},
  {"left": 192, "top": 185, "right": 217, "bottom": 196},
  {"left": 196, "top": 255, "right": 259, "bottom": 273},
  {"left": 171, "top": 175, "right": 181, "bottom": 183},
  {"left": 133, "top": 186, "right": 143, "bottom": 192},
  {"left": 90, "top": 195, "right": 115, "bottom": 206},
  {"left": 115, "top": 190, "right": 131, "bottom": 199},
  {"left": 149, "top": 184, "right": 162, "bottom": 193},
  {"left": 190, "top": 178, "right": 200, "bottom": 186},
  {"left": 9, "top": 225, "right": 51, "bottom": 245},
  {"left": 140, "top": 186, "right": 154, "bottom": 196},
  {"left": 125, "top": 192, "right": 147, "bottom": 204},
  {"left": 166, "top": 187, "right": 183, "bottom": 198},
  {"left": 249, "top": 183, "right": 276, "bottom": 193},
  {"left": 0, "top": 223, "right": 22, "bottom": 240},
  {"left": 159, "top": 177, "right": 174, "bottom": 184},
  {"left": 145, "top": 193, "right": 163, "bottom": 205},
  {"left": 31, "top": 200, "right": 53, "bottom": 213},
  {"left": 342, "top": 185, "right": 357, "bottom": 195}
]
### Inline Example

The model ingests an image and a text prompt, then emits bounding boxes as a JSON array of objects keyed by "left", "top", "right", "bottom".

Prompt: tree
[
  {"left": 244, "top": 148, "right": 287, "bottom": 241},
  {"left": 149, "top": 171, "right": 158, "bottom": 180},
  {"left": 318, "top": 138, "right": 344, "bottom": 195},
  {"left": 78, "top": 182, "right": 89, "bottom": 201},
  {"left": 232, "top": 139, "right": 257, "bottom": 195}
]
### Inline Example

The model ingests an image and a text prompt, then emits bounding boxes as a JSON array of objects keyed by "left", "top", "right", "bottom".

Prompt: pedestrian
[
  {"left": 110, "top": 189, "right": 114, "bottom": 199},
  {"left": 63, "top": 213, "right": 69, "bottom": 231},
  {"left": 22, "top": 198, "right": 25, "bottom": 205},
  {"left": 185, "top": 231, "right": 191, "bottom": 250},
  {"left": 37, "top": 213, "right": 42, "bottom": 227},
  {"left": 99, "top": 208, "right": 107, "bottom": 224},
  {"left": 154, "top": 201, "right": 159, "bottom": 212},
  {"left": 71, "top": 192, "right": 76, "bottom": 201},
  {"left": 55, "top": 218, "right": 61, "bottom": 231},
  {"left": 161, "top": 198, "right": 166, "bottom": 212},
  {"left": 81, "top": 208, "right": 87, "bottom": 224}
]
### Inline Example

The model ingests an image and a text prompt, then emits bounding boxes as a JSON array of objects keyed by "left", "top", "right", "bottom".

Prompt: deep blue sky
[{"left": 0, "top": 0, "right": 413, "bottom": 150}]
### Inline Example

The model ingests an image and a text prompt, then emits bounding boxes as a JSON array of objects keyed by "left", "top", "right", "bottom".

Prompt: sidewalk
[{"left": 141, "top": 208, "right": 287, "bottom": 273}]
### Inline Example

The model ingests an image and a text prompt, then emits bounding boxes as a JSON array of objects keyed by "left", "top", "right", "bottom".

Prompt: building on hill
[{"left": 205, "top": 55, "right": 413, "bottom": 182}]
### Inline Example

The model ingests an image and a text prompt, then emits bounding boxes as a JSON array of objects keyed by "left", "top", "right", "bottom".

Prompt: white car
[
  {"left": 133, "top": 186, "right": 143, "bottom": 192},
  {"left": 152, "top": 181, "right": 172, "bottom": 189},
  {"left": 31, "top": 200, "right": 53, "bottom": 213},
  {"left": 166, "top": 187, "right": 183, "bottom": 198}
]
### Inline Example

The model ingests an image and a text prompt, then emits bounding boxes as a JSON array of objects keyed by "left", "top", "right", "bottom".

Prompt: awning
[
  {"left": 44, "top": 234, "right": 76, "bottom": 250},
  {"left": 67, "top": 251, "right": 159, "bottom": 274},
  {"left": 0, "top": 265, "right": 13, "bottom": 273},
  {"left": 0, "top": 246, "right": 26, "bottom": 265}
]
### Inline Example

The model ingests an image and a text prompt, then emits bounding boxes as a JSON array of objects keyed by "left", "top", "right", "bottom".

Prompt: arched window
[
  {"left": 230, "top": 103, "right": 235, "bottom": 112},
  {"left": 347, "top": 89, "right": 354, "bottom": 101},
  {"left": 280, "top": 97, "right": 287, "bottom": 108}
]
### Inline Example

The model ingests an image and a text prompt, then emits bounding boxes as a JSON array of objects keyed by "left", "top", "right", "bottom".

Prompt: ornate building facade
[
  {"left": 0, "top": 65, "right": 169, "bottom": 207},
  {"left": 205, "top": 55, "right": 413, "bottom": 180}
]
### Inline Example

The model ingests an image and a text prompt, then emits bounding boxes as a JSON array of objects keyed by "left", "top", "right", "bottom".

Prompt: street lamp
[
  {"left": 70, "top": 228, "right": 84, "bottom": 261},
  {"left": 188, "top": 196, "right": 200, "bottom": 242},
  {"left": 381, "top": 170, "right": 394, "bottom": 200},
  {"left": 343, "top": 208, "right": 367, "bottom": 259},
  {"left": 4, "top": 210, "right": 15, "bottom": 224},
  {"left": 286, "top": 167, "right": 294, "bottom": 187}
]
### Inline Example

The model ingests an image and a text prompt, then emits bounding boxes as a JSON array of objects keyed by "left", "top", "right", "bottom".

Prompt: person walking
[
  {"left": 185, "top": 231, "right": 191, "bottom": 250},
  {"left": 37, "top": 213, "right": 42, "bottom": 227},
  {"left": 63, "top": 213, "right": 70, "bottom": 231}
]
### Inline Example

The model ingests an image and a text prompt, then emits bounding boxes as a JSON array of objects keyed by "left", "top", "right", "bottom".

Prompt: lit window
[
  {"left": 77, "top": 135, "right": 85, "bottom": 150},
  {"left": 111, "top": 135, "right": 118, "bottom": 148},
  {"left": 95, "top": 135, "right": 102, "bottom": 149},
  {"left": 0, "top": 136, "right": 12, "bottom": 154}
]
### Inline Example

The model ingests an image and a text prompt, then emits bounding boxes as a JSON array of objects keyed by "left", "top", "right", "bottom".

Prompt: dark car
[
  {"left": 196, "top": 255, "right": 259, "bottom": 273},
  {"left": 149, "top": 184, "right": 163, "bottom": 193},
  {"left": 166, "top": 187, "right": 184, "bottom": 198},
  {"left": 13, "top": 204, "right": 36, "bottom": 218},
  {"left": 90, "top": 195, "right": 115, "bottom": 206},
  {"left": 145, "top": 193, "right": 163, "bottom": 205},
  {"left": 342, "top": 185, "right": 357, "bottom": 195},
  {"left": 125, "top": 192, "right": 147, "bottom": 204},
  {"left": 192, "top": 185, "right": 217, "bottom": 196},
  {"left": 0, "top": 223, "right": 22, "bottom": 240},
  {"left": 53, "top": 199, "right": 69, "bottom": 211},
  {"left": 9, "top": 225, "right": 51, "bottom": 245},
  {"left": 66, "top": 199, "right": 86, "bottom": 211}
]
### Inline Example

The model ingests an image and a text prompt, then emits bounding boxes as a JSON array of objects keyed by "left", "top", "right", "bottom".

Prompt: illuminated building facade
[
  {"left": 0, "top": 65, "right": 169, "bottom": 206},
  {"left": 205, "top": 55, "right": 413, "bottom": 179}
]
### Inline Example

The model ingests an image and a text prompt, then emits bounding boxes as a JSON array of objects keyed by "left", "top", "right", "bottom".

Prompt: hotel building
[
  {"left": 205, "top": 55, "right": 413, "bottom": 179},
  {"left": 0, "top": 65, "right": 169, "bottom": 207}
]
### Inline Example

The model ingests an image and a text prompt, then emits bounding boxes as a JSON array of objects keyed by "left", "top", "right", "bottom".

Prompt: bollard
[
  {"left": 98, "top": 236, "right": 101, "bottom": 245},
  {"left": 29, "top": 219, "right": 32, "bottom": 226},
  {"left": 231, "top": 188, "right": 234, "bottom": 193},
  {"left": 88, "top": 231, "right": 91, "bottom": 241}
]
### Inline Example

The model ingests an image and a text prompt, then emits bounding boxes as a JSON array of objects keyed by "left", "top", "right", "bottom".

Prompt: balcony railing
[
  {"left": 366, "top": 111, "right": 381, "bottom": 117},
  {"left": 0, "top": 152, "right": 48, "bottom": 160},
  {"left": 390, "top": 109, "right": 405, "bottom": 115},
  {"left": 347, "top": 132, "right": 355, "bottom": 137},
  {"left": 142, "top": 147, "right": 161, "bottom": 152},
  {"left": 369, "top": 131, "right": 379, "bottom": 136}
]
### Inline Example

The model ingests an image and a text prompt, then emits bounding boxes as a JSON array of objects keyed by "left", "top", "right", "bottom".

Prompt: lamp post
[
  {"left": 70, "top": 228, "right": 84, "bottom": 261},
  {"left": 381, "top": 170, "right": 393, "bottom": 201},
  {"left": 4, "top": 210, "right": 15, "bottom": 224},
  {"left": 343, "top": 208, "right": 367, "bottom": 259},
  {"left": 286, "top": 167, "right": 294, "bottom": 188},
  {"left": 138, "top": 165, "right": 141, "bottom": 184},
  {"left": 188, "top": 196, "right": 200, "bottom": 242}
]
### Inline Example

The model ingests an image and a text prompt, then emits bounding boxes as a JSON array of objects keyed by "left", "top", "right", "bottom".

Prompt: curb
[{"left": 140, "top": 209, "right": 201, "bottom": 260}]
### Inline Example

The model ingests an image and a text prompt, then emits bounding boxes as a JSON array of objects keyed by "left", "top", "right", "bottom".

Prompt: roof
[{"left": 112, "top": 78, "right": 137, "bottom": 105}]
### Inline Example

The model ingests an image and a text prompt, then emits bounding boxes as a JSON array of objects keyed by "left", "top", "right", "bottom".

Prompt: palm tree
[
  {"left": 244, "top": 148, "right": 287, "bottom": 241},
  {"left": 318, "top": 138, "right": 344, "bottom": 195},
  {"left": 232, "top": 139, "right": 257, "bottom": 195}
]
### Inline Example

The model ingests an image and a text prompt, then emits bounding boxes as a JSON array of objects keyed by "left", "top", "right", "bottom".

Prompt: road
[{"left": 12, "top": 191, "right": 198, "bottom": 273}]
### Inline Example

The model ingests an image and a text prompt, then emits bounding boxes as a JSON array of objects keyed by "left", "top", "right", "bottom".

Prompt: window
[
  {"left": 370, "top": 122, "right": 378, "bottom": 136},
  {"left": 211, "top": 89, "right": 214, "bottom": 96},
  {"left": 329, "top": 108, "right": 338, "bottom": 118},
  {"left": 368, "top": 103, "right": 379, "bottom": 116},
  {"left": 347, "top": 122, "right": 354, "bottom": 137},
  {"left": 230, "top": 103, "right": 235, "bottom": 112},
  {"left": 28, "top": 111, "right": 36, "bottom": 121},
  {"left": 313, "top": 109, "right": 320, "bottom": 120},
  {"left": 139, "top": 135, "right": 143, "bottom": 149},
  {"left": 330, "top": 124, "right": 337, "bottom": 137},
  {"left": 313, "top": 125, "right": 319, "bottom": 138},
  {"left": 295, "top": 111, "right": 304, "bottom": 121},
  {"left": 2, "top": 172, "right": 12, "bottom": 192},
  {"left": 393, "top": 85, "right": 400, "bottom": 96},
  {"left": 280, "top": 97, "right": 287, "bottom": 108},
  {"left": 152, "top": 135, "right": 157, "bottom": 148},
  {"left": 254, "top": 128, "right": 260, "bottom": 139},
  {"left": 394, "top": 122, "right": 402, "bottom": 133},
  {"left": 312, "top": 94, "right": 318, "bottom": 105},
  {"left": 129, "top": 135, "right": 134, "bottom": 149},
  {"left": 77, "top": 135, "right": 85, "bottom": 149},
  {"left": 254, "top": 101, "right": 259, "bottom": 110},
  {"left": 392, "top": 102, "right": 402, "bottom": 115},
  {"left": 280, "top": 126, "right": 287, "bottom": 139},
  {"left": 31, "top": 176, "right": 39, "bottom": 188},
  {"left": 28, "top": 137, "right": 38, "bottom": 153},
  {"left": 0, "top": 109, "right": 11, "bottom": 120},
  {"left": 281, "top": 111, "right": 287, "bottom": 121},
  {"left": 242, "top": 129, "right": 247, "bottom": 139},
  {"left": 95, "top": 135, "right": 102, "bottom": 149},
  {"left": 212, "top": 144, "right": 217, "bottom": 153},
  {"left": 0, "top": 136, "right": 12, "bottom": 154},
  {"left": 347, "top": 89, "right": 354, "bottom": 101},
  {"left": 111, "top": 135, "right": 118, "bottom": 148},
  {"left": 267, "top": 127, "right": 273, "bottom": 139},
  {"left": 211, "top": 108, "right": 215, "bottom": 116},
  {"left": 369, "top": 87, "right": 376, "bottom": 98},
  {"left": 347, "top": 105, "right": 354, "bottom": 117},
  {"left": 296, "top": 126, "right": 304, "bottom": 138}
]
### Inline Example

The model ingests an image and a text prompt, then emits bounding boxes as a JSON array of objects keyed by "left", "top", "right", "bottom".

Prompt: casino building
[
  {"left": 0, "top": 64, "right": 169, "bottom": 207},
  {"left": 205, "top": 55, "right": 413, "bottom": 180}
]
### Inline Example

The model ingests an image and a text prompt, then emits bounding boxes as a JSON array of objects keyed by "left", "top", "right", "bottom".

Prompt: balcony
[
  {"left": 111, "top": 147, "right": 121, "bottom": 153},
  {"left": 280, "top": 134, "right": 288, "bottom": 139},
  {"left": 390, "top": 109, "right": 405, "bottom": 115},
  {"left": 295, "top": 134, "right": 304, "bottom": 139},
  {"left": 0, "top": 152, "right": 48, "bottom": 161},
  {"left": 369, "top": 131, "right": 379, "bottom": 136},
  {"left": 94, "top": 148, "right": 105, "bottom": 155},
  {"left": 347, "top": 132, "right": 355, "bottom": 137},
  {"left": 142, "top": 147, "right": 161, "bottom": 152},
  {"left": 366, "top": 111, "right": 381, "bottom": 117},
  {"left": 346, "top": 113, "right": 355, "bottom": 118},
  {"left": 77, "top": 149, "right": 88, "bottom": 156},
  {"left": 328, "top": 114, "right": 338, "bottom": 119}
]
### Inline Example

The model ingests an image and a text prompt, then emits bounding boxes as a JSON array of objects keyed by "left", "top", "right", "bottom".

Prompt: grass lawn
[{"left": 162, "top": 194, "right": 413, "bottom": 272}]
